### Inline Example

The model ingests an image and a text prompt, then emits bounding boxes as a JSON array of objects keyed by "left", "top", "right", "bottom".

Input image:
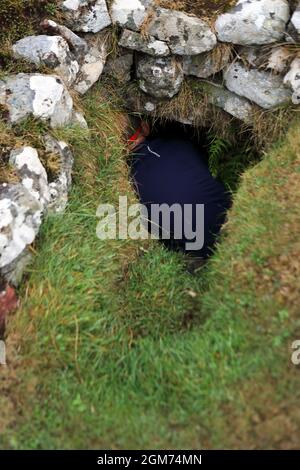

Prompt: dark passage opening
[{"left": 147, "top": 117, "right": 260, "bottom": 191}]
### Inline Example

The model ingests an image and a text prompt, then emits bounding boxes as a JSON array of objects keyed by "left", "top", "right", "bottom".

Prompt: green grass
[{"left": 1, "top": 84, "right": 300, "bottom": 449}]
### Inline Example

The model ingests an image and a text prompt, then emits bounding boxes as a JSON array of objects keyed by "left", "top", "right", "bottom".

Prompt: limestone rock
[
  {"left": 148, "top": 8, "right": 217, "bottom": 55},
  {"left": 0, "top": 183, "right": 43, "bottom": 270},
  {"left": 0, "top": 74, "right": 74, "bottom": 128},
  {"left": 104, "top": 52, "right": 134, "bottom": 83},
  {"left": 291, "top": 2, "right": 300, "bottom": 34},
  {"left": 206, "top": 84, "right": 254, "bottom": 123},
  {"left": 119, "top": 29, "right": 170, "bottom": 57},
  {"left": 110, "top": 0, "right": 154, "bottom": 31},
  {"left": 74, "top": 50, "right": 105, "bottom": 94},
  {"left": 12, "top": 35, "right": 79, "bottom": 86},
  {"left": 9, "top": 147, "right": 50, "bottom": 208},
  {"left": 136, "top": 55, "right": 184, "bottom": 99},
  {"left": 215, "top": 0, "right": 290, "bottom": 45},
  {"left": 284, "top": 57, "right": 300, "bottom": 104},
  {"left": 41, "top": 19, "right": 88, "bottom": 60},
  {"left": 61, "top": 0, "right": 111, "bottom": 33},
  {"left": 224, "top": 62, "right": 292, "bottom": 108},
  {"left": 44, "top": 135, "right": 74, "bottom": 213},
  {"left": 183, "top": 47, "right": 231, "bottom": 79}
]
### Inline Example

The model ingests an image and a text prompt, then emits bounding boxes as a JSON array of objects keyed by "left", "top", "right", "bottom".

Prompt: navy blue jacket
[{"left": 131, "top": 137, "right": 231, "bottom": 258}]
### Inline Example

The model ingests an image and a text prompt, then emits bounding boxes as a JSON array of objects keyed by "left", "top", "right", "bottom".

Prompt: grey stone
[
  {"left": 224, "top": 62, "right": 292, "bottom": 108},
  {"left": 215, "top": 0, "right": 290, "bottom": 45},
  {"left": 74, "top": 39, "right": 106, "bottom": 94},
  {"left": 0, "top": 183, "right": 43, "bottom": 270},
  {"left": 104, "top": 52, "right": 134, "bottom": 83},
  {"left": 110, "top": 0, "right": 154, "bottom": 31},
  {"left": 136, "top": 55, "right": 184, "bottom": 99},
  {"left": 12, "top": 35, "right": 79, "bottom": 86},
  {"left": 41, "top": 19, "right": 88, "bottom": 60},
  {"left": 183, "top": 47, "right": 231, "bottom": 79},
  {"left": 0, "top": 73, "right": 74, "bottom": 128},
  {"left": 284, "top": 57, "right": 300, "bottom": 104},
  {"left": 44, "top": 135, "right": 74, "bottom": 213},
  {"left": 119, "top": 29, "right": 170, "bottom": 57},
  {"left": 291, "top": 2, "right": 300, "bottom": 33},
  {"left": 0, "top": 249, "right": 33, "bottom": 287},
  {"left": 206, "top": 83, "right": 254, "bottom": 123},
  {"left": 148, "top": 8, "right": 217, "bottom": 55},
  {"left": 9, "top": 147, "right": 50, "bottom": 209},
  {"left": 61, "top": 0, "right": 111, "bottom": 33}
]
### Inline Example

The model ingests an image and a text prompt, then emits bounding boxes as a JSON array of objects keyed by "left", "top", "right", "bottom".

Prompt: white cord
[{"left": 147, "top": 145, "right": 161, "bottom": 158}]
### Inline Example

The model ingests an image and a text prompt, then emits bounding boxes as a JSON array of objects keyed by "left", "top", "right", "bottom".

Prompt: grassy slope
[{"left": 1, "top": 82, "right": 300, "bottom": 449}]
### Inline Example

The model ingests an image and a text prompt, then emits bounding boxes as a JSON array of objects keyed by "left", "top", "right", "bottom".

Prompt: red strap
[{"left": 129, "top": 126, "right": 143, "bottom": 142}]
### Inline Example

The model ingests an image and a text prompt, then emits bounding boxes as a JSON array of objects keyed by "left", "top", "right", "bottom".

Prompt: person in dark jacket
[{"left": 128, "top": 118, "right": 231, "bottom": 259}]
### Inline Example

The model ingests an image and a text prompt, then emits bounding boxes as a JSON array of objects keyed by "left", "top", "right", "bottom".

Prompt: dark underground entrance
[{"left": 128, "top": 116, "right": 259, "bottom": 264}]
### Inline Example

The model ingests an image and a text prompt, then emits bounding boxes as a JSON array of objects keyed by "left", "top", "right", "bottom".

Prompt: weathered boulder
[
  {"left": 12, "top": 35, "right": 79, "bottom": 86},
  {"left": 44, "top": 135, "right": 74, "bottom": 213},
  {"left": 224, "top": 62, "right": 291, "bottom": 108},
  {"left": 9, "top": 147, "right": 50, "bottom": 208},
  {"left": 183, "top": 47, "right": 231, "bottom": 79},
  {"left": 215, "top": 0, "right": 290, "bottom": 45},
  {"left": 136, "top": 55, "right": 184, "bottom": 99},
  {"left": 61, "top": 0, "right": 111, "bottom": 33},
  {"left": 0, "top": 183, "right": 42, "bottom": 270},
  {"left": 147, "top": 8, "right": 217, "bottom": 55},
  {"left": 110, "top": 0, "right": 154, "bottom": 31},
  {"left": 284, "top": 57, "right": 300, "bottom": 104},
  {"left": 119, "top": 29, "right": 170, "bottom": 57},
  {"left": 74, "top": 40, "right": 106, "bottom": 94},
  {"left": 41, "top": 19, "right": 88, "bottom": 59},
  {"left": 0, "top": 74, "right": 74, "bottom": 128},
  {"left": 104, "top": 52, "right": 134, "bottom": 83},
  {"left": 206, "top": 84, "right": 254, "bottom": 123}
]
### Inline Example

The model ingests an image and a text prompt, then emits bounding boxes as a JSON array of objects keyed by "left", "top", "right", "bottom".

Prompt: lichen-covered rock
[
  {"left": 291, "top": 2, "right": 300, "bottom": 33},
  {"left": 74, "top": 42, "right": 106, "bottom": 94},
  {"left": 284, "top": 57, "right": 300, "bottom": 104},
  {"left": 183, "top": 47, "right": 231, "bottom": 79},
  {"left": 0, "top": 183, "right": 42, "bottom": 270},
  {"left": 206, "top": 84, "right": 254, "bottom": 123},
  {"left": 61, "top": 0, "right": 111, "bottom": 33},
  {"left": 136, "top": 55, "right": 184, "bottom": 99},
  {"left": 41, "top": 19, "right": 88, "bottom": 59},
  {"left": 224, "top": 62, "right": 292, "bottom": 108},
  {"left": 44, "top": 135, "right": 74, "bottom": 213},
  {"left": 119, "top": 29, "right": 170, "bottom": 57},
  {"left": 104, "top": 52, "right": 134, "bottom": 83},
  {"left": 9, "top": 147, "right": 50, "bottom": 208},
  {"left": 0, "top": 74, "right": 74, "bottom": 128},
  {"left": 12, "top": 35, "right": 79, "bottom": 86},
  {"left": 148, "top": 8, "right": 217, "bottom": 55},
  {"left": 110, "top": 0, "right": 154, "bottom": 31},
  {"left": 215, "top": 0, "right": 290, "bottom": 45}
]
